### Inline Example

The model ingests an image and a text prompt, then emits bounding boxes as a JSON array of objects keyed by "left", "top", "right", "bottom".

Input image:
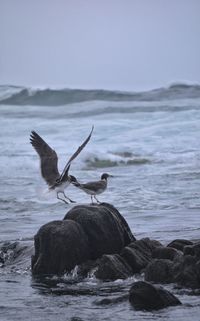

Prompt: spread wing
[
  {"left": 30, "top": 131, "right": 60, "bottom": 186},
  {"left": 59, "top": 126, "right": 94, "bottom": 182}
]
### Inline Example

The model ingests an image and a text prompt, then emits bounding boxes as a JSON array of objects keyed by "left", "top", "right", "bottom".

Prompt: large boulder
[
  {"left": 32, "top": 220, "right": 90, "bottom": 275},
  {"left": 64, "top": 203, "right": 135, "bottom": 259},
  {"left": 32, "top": 203, "right": 135, "bottom": 275},
  {"left": 129, "top": 281, "right": 181, "bottom": 311}
]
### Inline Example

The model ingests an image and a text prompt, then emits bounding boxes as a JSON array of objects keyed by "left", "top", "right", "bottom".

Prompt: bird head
[{"left": 101, "top": 173, "right": 113, "bottom": 180}]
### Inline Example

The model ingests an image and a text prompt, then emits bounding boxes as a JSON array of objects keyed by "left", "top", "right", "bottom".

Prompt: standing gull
[
  {"left": 30, "top": 126, "right": 93, "bottom": 204},
  {"left": 71, "top": 173, "right": 113, "bottom": 204}
]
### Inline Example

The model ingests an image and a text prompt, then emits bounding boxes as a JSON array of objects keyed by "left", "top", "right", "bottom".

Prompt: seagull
[
  {"left": 30, "top": 126, "right": 94, "bottom": 204},
  {"left": 71, "top": 173, "right": 113, "bottom": 204}
]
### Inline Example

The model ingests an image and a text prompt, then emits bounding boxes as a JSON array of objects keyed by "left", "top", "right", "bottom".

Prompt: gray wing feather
[
  {"left": 80, "top": 180, "right": 106, "bottom": 192},
  {"left": 59, "top": 126, "right": 94, "bottom": 181},
  {"left": 30, "top": 131, "right": 60, "bottom": 186}
]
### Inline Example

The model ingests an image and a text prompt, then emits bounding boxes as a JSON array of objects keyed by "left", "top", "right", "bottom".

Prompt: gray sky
[{"left": 0, "top": 0, "right": 200, "bottom": 91}]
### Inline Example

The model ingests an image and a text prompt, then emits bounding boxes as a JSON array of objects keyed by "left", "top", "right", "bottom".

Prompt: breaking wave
[
  {"left": 0, "top": 83, "right": 200, "bottom": 106},
  {"left": 84, "top": 151, "right": 151, "bottom": 169}
]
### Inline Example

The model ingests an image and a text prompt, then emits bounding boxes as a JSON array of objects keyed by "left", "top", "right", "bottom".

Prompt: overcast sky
[{"left": 0, "top": 0, "right": 200, "bottom": 91}]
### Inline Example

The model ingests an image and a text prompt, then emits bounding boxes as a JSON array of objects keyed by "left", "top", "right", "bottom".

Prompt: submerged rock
[
  {"left": 32, "top": 203, "right": 135, "bottom": 275},
  {"left": 0, "top": 240, "right": 34, "bottom": 270},
  {"left": 95, "top": 254, "right": 133, "bottom": 280},
  {"left": 129, "top": 281, "right": 181, "bottom": 311}
]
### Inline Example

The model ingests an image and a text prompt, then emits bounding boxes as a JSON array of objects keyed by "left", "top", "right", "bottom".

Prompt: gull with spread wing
[{"left": 30, "top": 127, "right": 93, "bottom": 204}]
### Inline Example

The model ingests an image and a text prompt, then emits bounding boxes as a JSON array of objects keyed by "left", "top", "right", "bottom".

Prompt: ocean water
[{"left": 0, "top": 83, "right": 200, "bottom": 320}]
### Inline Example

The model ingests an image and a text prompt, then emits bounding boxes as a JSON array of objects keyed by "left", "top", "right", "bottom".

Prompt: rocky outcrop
[
  {"left": 31, "top": 202, "right": 200, "bottom": 292},
  {"left": 121, "top": 238, "right": 162, "bottom": 273},
  {"left": 32, "top": 203, "right": 135, "bottom": 275},
  {"left": 173, "top": 242, "right": 200, "bottom": 289},
  {"left": 144, "top": 240, "right": 200, "bottom": 289},
  {"left": 129, "top": 281, "right": 181, "bottom": 311}
]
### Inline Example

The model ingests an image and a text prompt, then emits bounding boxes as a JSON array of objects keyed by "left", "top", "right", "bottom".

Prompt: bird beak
[{"left": 109, "top": 174, "right": 114, "bottom": 177}]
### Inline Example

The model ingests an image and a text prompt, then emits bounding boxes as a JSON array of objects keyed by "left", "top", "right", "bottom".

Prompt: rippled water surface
[{"left": 0, "top": 85, "right": 200, "bottom": 320}]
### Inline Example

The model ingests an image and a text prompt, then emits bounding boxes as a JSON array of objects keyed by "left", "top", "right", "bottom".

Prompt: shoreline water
[{"left": 0, "top": 84, "right": 200, "bottom": 320}]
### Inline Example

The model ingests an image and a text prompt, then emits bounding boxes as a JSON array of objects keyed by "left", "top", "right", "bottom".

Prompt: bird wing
[
  {"left": 59, "top": 126, "right": 94, "bottom": 181},
  {"left": 30, "top": 131, "right": 60, "bottom": 186}
]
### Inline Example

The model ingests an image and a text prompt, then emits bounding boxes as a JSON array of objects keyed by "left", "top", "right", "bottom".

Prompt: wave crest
[
  {"left": 0, "top": 82, "right": 200, "bottom": 106},
  {"left": 85, "top": 152, "right": 151, "bottom": 169}
]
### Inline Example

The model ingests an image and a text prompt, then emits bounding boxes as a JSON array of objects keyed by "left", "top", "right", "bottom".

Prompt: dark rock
[
  {"left": 76, "top": 260, "right": 97, "bottom": 278},
  {"left": 193, "top": 242, "right": 200, "bottom": 259},
  {"left": 183, "top": 242, "right": 200, "bottom": 258},
  {"left": 95, "top": 254, "right": 133, "bottom": 280},
  {"left": 0, "top": 241, "right": 34, "bottom": 270},
  {"left": 167, "top": 239, "right": 193, "bottom": 252},
  {"left": 173, "top": 255, "right": 200, "bottom": 288},
  {"left": 121, "top": 238, "right": 162, "bottom": 273},
  {"left": 183, "top": 245, "right": 195, "bottom": 256},
  {"left": 152, "top": 246, "right": 182, "bottom": 262},
  {"left": 32, "top": 203, "right": 135, "bottom": 276},
  {"left": 129, "top": 281, "right": 181, "bottom": 311},
  {"left": 64, "top": 203, "right": 135, "bottom": 259},
  {"left": 32, "top": 220, "right": 90, "bottom": 275},
  {"left": 145, "top": 259, "right": 174, "bottom": 283}
]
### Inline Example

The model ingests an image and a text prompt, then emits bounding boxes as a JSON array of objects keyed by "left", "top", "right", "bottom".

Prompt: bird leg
[
  {"left": 91, "top": 195, "right": 94, "bottom": 204},
  {"left": 94, "top": 195, "right": 100, "bottom": 203},
  {"left": 57, "top": 192, "right": 69, "bottom": 204},
  {"left": 63, "top": 191, "right": 76, "bottom": 203}
]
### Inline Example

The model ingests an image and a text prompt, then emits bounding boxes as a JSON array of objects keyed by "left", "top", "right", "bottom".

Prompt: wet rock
[
  {"left": 167, "top": 239, "right": 193, "bottom": 252},
  {"left": 32, "top": 220, "right": 90, "bottom": 275},
  {"left": 121, "top": 238, "right": 162, "bottom": 273},
  {"left": 173, "top": 255, "right": 200, "bottom": 289},
  {"left": 183, "top": 245, "right": 195, "bottom": 256},
  {"left": 145, "top": 259, "right": 174, "bottom": 283},
  {"left": 64, "top": 203, "right": 135, "bottom": 259},
  {"left": 32, "top": 203, "right": 135, "bottom": 275},
  {"left": 129, "top": 281, "right": 181, "bottom": 311},
  {"left": 193, "top": 242, "right": 200, "bottom": 259},
  {"left": 95, "top": 254, "right": 133, "bottom": 280},
  {"left": 76, "top": 260, "right": 97, "bottom": 278},
  {"left": 0, "top": 241, "right": 34, "bottom": 270},
  {"left": 152, "top": 246, "right": 182, "bottom": 262}
]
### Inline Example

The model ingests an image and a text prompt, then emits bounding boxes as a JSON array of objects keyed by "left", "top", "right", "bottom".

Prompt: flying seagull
[
  {"left": 71, "top": 173, "right": 113, "bottom": 204},
  {"left": 30, "top": 126, "right": 94, "bottom": 204}
]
